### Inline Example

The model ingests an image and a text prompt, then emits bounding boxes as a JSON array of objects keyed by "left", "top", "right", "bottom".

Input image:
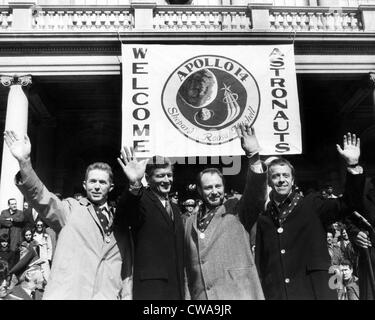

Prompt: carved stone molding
[
  {"left": 16, "top": 75, "right": 32, "bottom": 86},
  {"left": 0, "top": 74, "right": 32, "bottom": 86},
  {"left": 0, "top": 75, "right": 15, "bottom": 86}
]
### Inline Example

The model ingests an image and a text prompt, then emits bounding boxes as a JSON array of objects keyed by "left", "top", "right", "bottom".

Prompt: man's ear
[
  {"left": 82, "top": 181, "right": 87, "bottom": 192},
  {"left": 24, "top": 271, "right": 32, "bottom": 282},
  {"left": 109, "top": 183, "right": 114, "bottom": 193}
]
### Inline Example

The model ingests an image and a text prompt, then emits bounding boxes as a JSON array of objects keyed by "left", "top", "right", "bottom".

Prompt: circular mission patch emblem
[{"left": 161, "top": 55, "right": 261, "bottom": 145}]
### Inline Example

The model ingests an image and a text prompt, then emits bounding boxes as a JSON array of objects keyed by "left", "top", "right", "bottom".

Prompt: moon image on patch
[
  {"left": 161, "top": 55, "right": 261, "bottom": 145},
  {"left": 177, "top": 69, "right": 218, "bottom": 109}
]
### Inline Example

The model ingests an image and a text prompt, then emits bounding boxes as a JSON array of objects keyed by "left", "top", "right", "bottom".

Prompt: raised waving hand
[
  {"left": 117, "top": 146, "right": 148, "bottom": 185},
  {"left": 4, "top": 130, "right": 31, "bottom": 163},
  {"left": 336, "top": 132, "right": 360, "bottom": 166}
]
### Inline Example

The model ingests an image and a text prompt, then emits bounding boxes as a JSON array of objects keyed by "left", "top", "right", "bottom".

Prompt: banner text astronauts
[{"left": 270, "top": 48, "right": 290, "bottom": 153}]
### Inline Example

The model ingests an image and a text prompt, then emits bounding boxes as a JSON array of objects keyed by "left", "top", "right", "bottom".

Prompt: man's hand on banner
[
  {"left": 117, "top": 146, "right": 148, "bottom": 185},
  {"left": 235, "top": 123, "right": 261, "bottom": 159}
]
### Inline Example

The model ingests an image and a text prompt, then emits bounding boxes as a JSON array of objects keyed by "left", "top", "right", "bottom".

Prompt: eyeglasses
[
  {"left": 25, "top": 234, "right": 32, "bottom": 237},
  {"left": 36, "top": 224, "right": 43, "bottom": 227}
]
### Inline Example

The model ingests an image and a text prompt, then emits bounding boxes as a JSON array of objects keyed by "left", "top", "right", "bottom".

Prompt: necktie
[
  {"left": 93, "top": 205, "right": 111, "bottom": 236},
  {"left": 165, "top": 200, "right": 174, "bottom": 221}
]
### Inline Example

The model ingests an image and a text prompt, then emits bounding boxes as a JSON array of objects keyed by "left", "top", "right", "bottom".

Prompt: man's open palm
[
  {"left": 4, "top": 130, "right": 31, "bottom": 162},
  {"left": 117, "top": 146, "right": 148, "bottom": 184},
  {"left": 336, "top": 133, "right": 360, "bottom": 165}
]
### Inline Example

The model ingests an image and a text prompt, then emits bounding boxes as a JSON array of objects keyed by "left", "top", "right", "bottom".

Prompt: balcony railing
[
  {"left": 269, "top": 7, "right": 362, "bottom": 31},
  {"left": 153, "top": 5, "right": 251, "bottom": 31},
  {"left": 32, "top": 6, "right": 134, "bottom": 31},
  {"left": 0, "top": 3, "right": 373, "bottom": 33}
]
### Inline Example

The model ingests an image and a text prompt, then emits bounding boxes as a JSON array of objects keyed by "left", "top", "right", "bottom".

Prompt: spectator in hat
[
  {"left": 170, "top": 191, "right": 179, "bottom": 205},
  {"left": 181, "top": 199, "right": 196, "bottom": 225}
]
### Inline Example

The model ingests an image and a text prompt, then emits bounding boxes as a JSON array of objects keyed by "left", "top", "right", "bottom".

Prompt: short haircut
[
  {"left": 267, "top": 157, "right": 295, "bottom": 181},
  {"left": 85, "top": 162, "right": 113, "bottom": 184},
  {"left": 197, "top": 168, "right": 225, "bottom": 188},
  {"left": 8, "top": 198, "right": 16, "bottom": 205},
  {"left": 340, "top": 259, "right": 353, "bottom": 269},
  {"left": 145, "top": 156, "right": 173, "bottom": 177},
  {"left": 19, "top": 265, "right": 42, "bottom": 283}
]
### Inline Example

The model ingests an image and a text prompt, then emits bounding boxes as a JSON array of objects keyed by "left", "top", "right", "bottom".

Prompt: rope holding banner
[{"left": 116, "top": 31, "right": 123, "bottom": 64}]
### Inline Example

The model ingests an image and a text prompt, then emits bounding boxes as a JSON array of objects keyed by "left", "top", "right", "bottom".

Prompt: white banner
[{"left": 121, "top": 44, "right": 301, "bottom": 157}]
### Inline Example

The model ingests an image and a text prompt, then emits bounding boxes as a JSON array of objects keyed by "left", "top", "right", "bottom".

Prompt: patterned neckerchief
[
  {"left": 92, "top": 203, "right": 113, "bottom": 237},
  {"left": 268, "top": 191, "right": 303, "bottom": 226},
  {"left": 197, "top": 206, "right": 218, "bottom": 233}
]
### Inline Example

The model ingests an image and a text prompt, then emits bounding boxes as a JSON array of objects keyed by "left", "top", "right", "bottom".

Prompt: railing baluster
[{"left": 1, "top": 4, "right": 364, "bottom": 33}]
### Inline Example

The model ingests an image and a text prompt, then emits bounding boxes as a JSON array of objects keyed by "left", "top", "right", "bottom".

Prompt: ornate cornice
[
  {"left": 0, "top": 32, "right": 375, "bottom": 56},
  {"left": 0, "top": 74, "right": 32, "bottom": 86}
]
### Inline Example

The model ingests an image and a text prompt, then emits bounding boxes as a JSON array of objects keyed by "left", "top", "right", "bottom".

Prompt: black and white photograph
[{"left": 0, "top": 0, "right": 375, "bottom": 311}]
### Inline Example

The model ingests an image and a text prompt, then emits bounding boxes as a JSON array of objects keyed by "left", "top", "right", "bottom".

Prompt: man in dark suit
[
  {"left": 117, "top": 150, "right": 184, "bottom": 300},
  {"left": 0, "top": 198, "right": 24, "bottom": 252},
  {"left": 250, "top": 132, "right": 364, "bottom": 300}
]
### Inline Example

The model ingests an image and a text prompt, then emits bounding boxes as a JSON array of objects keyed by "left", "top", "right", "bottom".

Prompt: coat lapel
[
  {"left": 144, "top": 190, "right": 173, "bottom": 227},
  {"left": 79, "top": 198, "right": 105, "bottom": 235},
  {"left": 204, "top": 204, "right": 226, "bottom": 240},
  {"left": 172, "top": 203, "right": 182, "bottom": 233}
]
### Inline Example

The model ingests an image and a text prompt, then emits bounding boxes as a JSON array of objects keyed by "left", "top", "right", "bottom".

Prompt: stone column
[{"left": 0, "top": 75, "right": 31, "bottom": 211}]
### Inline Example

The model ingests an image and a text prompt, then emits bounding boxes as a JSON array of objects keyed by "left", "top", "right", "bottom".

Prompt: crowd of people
[{"left": 0, "top": 126, "right": 374, "bottom": 300}]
